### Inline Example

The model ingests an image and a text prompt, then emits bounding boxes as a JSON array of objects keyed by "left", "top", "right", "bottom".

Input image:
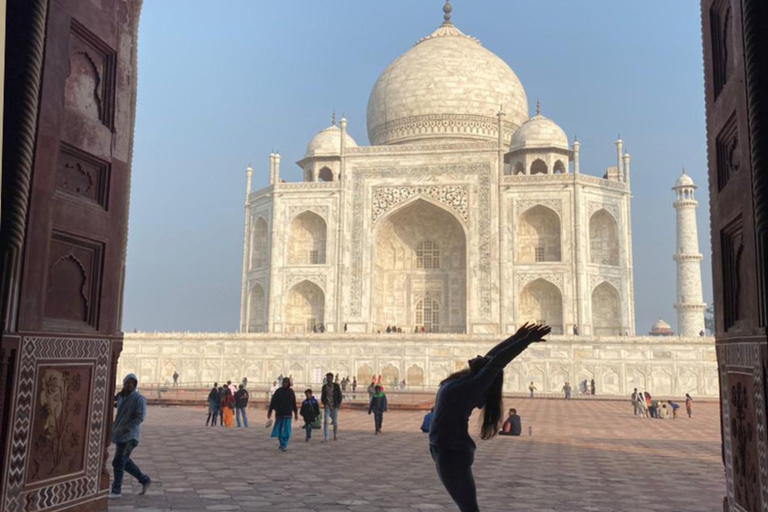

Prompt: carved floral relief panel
[{"left": 56, "top": 143, "right": 110, "bottom": 209}]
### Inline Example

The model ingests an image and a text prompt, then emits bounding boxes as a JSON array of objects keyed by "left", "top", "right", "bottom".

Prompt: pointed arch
[
  {"left": 357, "top": 363, "right": 374, "bottom": 386},
  {"left": 514, "top": 162, "right": 525, "bottom": 175},
  {"left": 318, "top": 166, "right": 333, "bottom": 182},
  {"left": 530, "top": 159, "right": 547, "bottom": 175},
  {"left": 288, "top": 211, "right": 327, "bottom": 265},
  {"left": 251, "top": 217, "right": 268, "bottom": 268},
  {"left": 517, "top": 205, "right": 561, "bottom": 262},
  {"left": 553, "top": 160, "right": 566, "bottom": 174},
  {"left": 381, "top": 364, "right": 399, "bottom": 387},
  {"left": 406, "top": 365, "right": 424, "bottom": 387},
  {"left": 248, "top": 283, "right": 266, "bottom": 333},
  {"left": 591, "top": 281, "right": 622, "bottom": 335},
  {"left": 589, "top": 209, "right": 619, "bottom": 265},
  {"left": 518, "top": 278, "right": 563, "bottom": 334},
  {"left": 415, "top": 296, "right": 441, "bottom": 333},
  {"left": 285, "top": 280, "right": 325, "bottom": 333}
]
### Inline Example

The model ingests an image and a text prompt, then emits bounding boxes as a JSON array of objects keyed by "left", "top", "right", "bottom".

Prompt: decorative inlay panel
[
  {"left": 589, "top": 274, "right": 622, "bottom": 293},
  {"left": 287, "top": 205, "right": 329, "bottom": 220},
  {"left": 350, "top": 163, "right": 492, "bottom": 318},
  {"left": 56, "top": 143, "right": 110, "bottom": 208},
  {"left": 371, "top": 185, "right": 469, "bottom": 223},
  {"left": 283, "top": 273, "right": 327, "bottom": 292},
  {"left": 515, "top": 272, "right": 564, "bottom": 292},
  {"left": 3, "top": 336, "right": 110, "bottom": 512},
  {"left": 587, "top": 201, "right": 620, "bottom": 221},
  {"left": 347, "top": 140, "right": 497, "bottom": 154},
  {"left": 514, "top": 198, "right": 562, "bottom": 216},
  {"left": 368, "top": 113, "right": 517, "bottom": 147}
]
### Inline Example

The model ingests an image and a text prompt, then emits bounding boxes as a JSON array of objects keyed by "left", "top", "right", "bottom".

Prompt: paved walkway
[{"left": 109, "top": 399, "right": 724, "bottom": 512}]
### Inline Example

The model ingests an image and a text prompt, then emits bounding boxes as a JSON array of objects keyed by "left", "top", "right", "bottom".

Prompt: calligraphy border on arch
[
  {"left": 371, "top": 184, "right": 469, "bottom": 224},
  {"left": 350, "top": 163, "right": 491, "bottom": 318}
]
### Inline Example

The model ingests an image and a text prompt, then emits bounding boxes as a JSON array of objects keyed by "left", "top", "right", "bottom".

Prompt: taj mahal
[{"left": 119, "top": 2, "right": 717, "bottom": 397}]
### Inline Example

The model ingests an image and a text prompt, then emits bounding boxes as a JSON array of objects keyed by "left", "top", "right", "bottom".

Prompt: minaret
[{"left": 673, "top": 170, "right": 706, "bottom": 336}]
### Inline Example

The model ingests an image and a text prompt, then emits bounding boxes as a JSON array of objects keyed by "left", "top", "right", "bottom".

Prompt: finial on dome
[
  {"left": 535, "top": 99, "right": 540, "bottom": 116},
  {"left": 332, "top": 111, "right": 336, "bottom": 126},
  {"left": 443, "top": 0, "right": 452, "bottom": 25}
]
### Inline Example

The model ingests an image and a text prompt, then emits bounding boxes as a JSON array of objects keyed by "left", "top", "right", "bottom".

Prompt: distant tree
[{"left": 704, "top": 305, "right": 715, "bottom": 334}]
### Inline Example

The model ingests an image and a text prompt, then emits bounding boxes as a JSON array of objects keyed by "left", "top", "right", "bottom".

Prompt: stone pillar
[
  {"left": 274, "top": 152, "right": 281, "bottom": 185},
  {"left": 673, "top": 172, "right": 706, "bottom": 336},
  {"left": 239, "top": 164, "right": 253, "bottom": 332},
  {"left": 572, "top": 140, "right": 580, "bottom": 174},
  {"left": 623, "top": 153, "right": 636, "bottom": 334},
  {"left": 615, "top": 137, "right": 624, "bottom": 181},
  {"left": 269, "top": 152, "right": 275, "bottom": 186}
]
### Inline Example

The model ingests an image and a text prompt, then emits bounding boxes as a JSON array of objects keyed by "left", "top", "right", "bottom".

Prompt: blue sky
[{"left": 124, "top": 1, "right": 711, "bottom": 334}]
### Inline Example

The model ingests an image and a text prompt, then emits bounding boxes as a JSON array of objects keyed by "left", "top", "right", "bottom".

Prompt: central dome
[{"left": 366, "top": 21, "right": 528, "bottom": 146}]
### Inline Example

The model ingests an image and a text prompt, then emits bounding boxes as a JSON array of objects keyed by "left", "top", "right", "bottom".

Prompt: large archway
[
  {"left": 589, "top": 209, "right": 620, "bottom": 265},
  {"left": 518, "top": 278, "right": 564, "bottom": 334},
  {"left": 372, "top": 198, "right": 466, "bottom": 333},
  {"left": 284, "top": 280, "right": 325, "bottom": 333},
  {"left": 250, "top": 217, "right": 268, "bottom": 268},
  {"left": 288, "top": 211, "right": 327, "bottom": 265},
  {"left": 517, "top": 205, "right": 561, "bottom": 262},
  {"left": 247, "top": 283, "right": 266, "bottom": 332},
  {"left": 591, "top": 281, "right": 622, "bottom": 335}
]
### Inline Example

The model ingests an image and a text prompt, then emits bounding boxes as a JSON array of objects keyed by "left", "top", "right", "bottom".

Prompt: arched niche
[
  {"left": 530, "top": 159, "right": 547, "bottom": 175},
  {"left": 406, "top": 365, "right": 424, "bottom": 387},
  {"left": 248, "top": 283, "right": 266, "bottom": 333},
  {"left": 514, "top": 162, "right": 525, "bottom": 175},
  {"left": 589, "top": 209, "right": 620, "bottom": 265},
  {"left": 372, "top": 198, "right": 466, "bottom": 333},
  {"left": 288, "top": 211, "right": 327, "bottom": 265},
  {"left": 517, "top": 205, "right": 561, "bottom": 263},
  {"left": 518, "top": 278, "right": 563, "bottom": 334},
  {"left": 357, "top": 363, "right": 374, "bottom": 386},
  {"left": 415, "top": 295, "right": 441, "bottom": 333},
  {"left": 251, "top": 217, "right": 268, "bottom": 268},
  {"left": 285, "top": 280, "right": 324, "bottom": 333},
  {"left": 318, "top": 167, "right": 333, "bottom": 182},
  {"left": 381, "top": 364, "right": 399, "bottom": 387},
  {"left": 591, "top": 281, "right": 621, "bottom": 336},
  {"left": 553, "top": 160, "right": 566, "bottom": 174}
]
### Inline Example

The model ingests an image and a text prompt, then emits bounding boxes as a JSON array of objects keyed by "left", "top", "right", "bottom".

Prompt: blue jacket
[
  {"left": 421, "top": 412, "right": 434, "bottom": 433},
  {"left": 368, "top": 393, "right": 388, "bottom": 414},
  {"left": 112, "top": 373, "right": 146, "bottom": 444}
]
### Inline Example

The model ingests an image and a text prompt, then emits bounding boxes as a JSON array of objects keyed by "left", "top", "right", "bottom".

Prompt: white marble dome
[
  {"left": 674, "top": 172, "right": 695, "bottom": 188},
  {"left": 304, "top": 124, "right": 357, "bottom": 158},
  {"left": 366, "top": 22, "right": 528, "bottom": 146},
  {"left": 509, "top": 114, "right": 568, "bottom": 152}
]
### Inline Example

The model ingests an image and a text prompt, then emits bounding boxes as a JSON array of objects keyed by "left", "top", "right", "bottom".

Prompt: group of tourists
[
  {"left": 631, "top": 389, "right": 693, "bottom": 419},
  {"left": 206, "top": 379, "right": 250, "bottom": 428}
]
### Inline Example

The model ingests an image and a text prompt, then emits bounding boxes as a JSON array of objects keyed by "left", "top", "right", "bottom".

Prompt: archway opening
[
  {"left": 530, "top": 159, "right": 547, "bottom": 175},
  {"left": 318, "top": 166, "right": 333, "bottom": 182},
  {"left": 518, "top": 278, "right": 563, "bottom": 334},
  {"left": 372, "top": 199, "right": 466, "bottom": 333},
  {"left": 285, "top": 280, "right": 324, "bottom": 333},
  {"left": 248, "top": 283, "right": 266, "bottom": 333},
  {"left": 517, "top": 205, "right": 561, "bottom": 262},
  {"left": 553, "top": 160, "right": 566, "bottom": 174},
  {"left": 251, "top": 217, "right": 268, "bottom": 268},
  {"left": 589, "top": 209, "right": 620, "bottom": 265},
  {"left": 288, "top": 211, "right": 327, "bottom": 265},
  {"left": 514, "top": 162, "right": 525, "bottom": 175},
  {"left": 592, "top": 281, "right": 622, "bottom": 335}
]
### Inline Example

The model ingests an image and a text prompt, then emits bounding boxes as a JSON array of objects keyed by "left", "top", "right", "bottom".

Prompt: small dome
[
  {"left": 674, "top": 171, "right": 695, "bottom": 188},
  {"left": 304, "top": 124, "right": 357, "bottom": 158},
  {"left": 509, "top": 114, "right": 568, "bottom": 152},
  {"left": 650, "top": 318, "right": 674, "bottom": 336}
]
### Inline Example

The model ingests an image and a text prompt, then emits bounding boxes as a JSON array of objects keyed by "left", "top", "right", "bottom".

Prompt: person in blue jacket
[
  {"left": 109, "top": 373, "right": 152, "bottom": 499},
  {"left": 429, "top": 323, "right": 550, "bottom": 512},
  {"left": 421, "top": 408, "right": 434, "bottom": 433},
  {"left": 368, "top": 385, "right": 388, "bottom": 434}
]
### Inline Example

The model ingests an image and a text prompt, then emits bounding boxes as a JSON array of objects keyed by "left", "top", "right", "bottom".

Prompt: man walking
[
  {"left": 172, "top": 371, "right": 179, "bottom": 387},
  {"left": 268, "top": 378, "right": 297, "bottom": 451},
  {"left": 109, "top": 374, "right": 151, "bottom": 499},
  {"left": 321, "top": 371, "right": 343, "bottom": 442},
  {"left": 235, "top": 384, "right": 249, "bottom": 428},
  {"left": 561, "top": 381, "right": 571, "bottom": 400},
  {"left": 528, "top": 381, "right": 537, "bottom": 398},
  {"left": 631, "top": 388, "right": 639, "bottom": 416},
  {"left": 368, "top": 385, "right": 388, "bottom": 434}
]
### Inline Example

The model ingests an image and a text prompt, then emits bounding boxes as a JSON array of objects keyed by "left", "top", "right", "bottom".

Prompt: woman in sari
[
  {"left": 221, "top": 387, "right": 235, "bottom": 428},
  {"left": 429, "top": 323, "right": 550, "bottom": 512}
]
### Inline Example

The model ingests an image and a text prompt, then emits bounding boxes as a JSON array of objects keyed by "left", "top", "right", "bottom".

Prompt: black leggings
[{"left": 430, "top": 445, "right": 479, "bottom": 512}]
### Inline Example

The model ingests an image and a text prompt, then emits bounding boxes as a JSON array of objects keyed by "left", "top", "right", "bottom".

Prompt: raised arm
[
  {"left": 474, "top": 324, "right": 551, "bottom": 390},
  {"left": 484, "top": 323, "right": 534, "bottom": 358}
]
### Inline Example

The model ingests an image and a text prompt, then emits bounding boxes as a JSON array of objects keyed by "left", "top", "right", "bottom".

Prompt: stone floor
[{"left": 109, "top": 399, "right": 724, "bottom": 512}]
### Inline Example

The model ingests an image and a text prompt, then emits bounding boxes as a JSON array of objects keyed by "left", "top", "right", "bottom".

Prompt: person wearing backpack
[
  {"left": 368, "top": 385, "right": 388, "bottom": 434},
  {"left": 300, "top": 389, "right": 321, "bottom": 441}
]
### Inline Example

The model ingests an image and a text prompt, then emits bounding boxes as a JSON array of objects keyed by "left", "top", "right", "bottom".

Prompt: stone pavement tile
[{"left": 110, "top": 400, "right": 724, "bottom": 512}]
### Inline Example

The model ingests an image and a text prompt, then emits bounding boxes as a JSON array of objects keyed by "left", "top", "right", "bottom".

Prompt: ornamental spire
[
  {"left": 332, "top": 111, "right": 336, "bottom": 126},
  {"left": 535, "top": 99, "right": 540, "bottom": 116},
  {"left": 443, "top": 0, "right": 452, "bottom": 25}
]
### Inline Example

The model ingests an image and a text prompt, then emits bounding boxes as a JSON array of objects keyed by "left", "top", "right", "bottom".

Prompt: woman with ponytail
[{"left": 428, "top": 323, "right": 550, "bottom": 512}]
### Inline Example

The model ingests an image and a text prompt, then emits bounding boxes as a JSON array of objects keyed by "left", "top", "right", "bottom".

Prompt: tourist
[
  {"left": 685, "top": 393, "right": 693, "bottom": 418},
  {"left": 108, "top": 373, "right": 151, "bottom": 499},
  {"left": 367, "top": 379, "right": 376, "bottom": 399},
  {"left": 269, "top": 381, "right": 278, "bottom": 400},
  {"left": 581, "top": 379, "right": 589, "bottom": 395},
  {"left": 528, "top": 381, "right": 537, "bottom": 398},
  {"left": 242, "top": 376, "right": 248, "bottom": 388},
  {"left": 429, "top": 323, "right": 550, "bottom": 512},
  {"left": 421, "top": 408, "right": 434, "bottom": 433},
  {"left": 235, "top": 384, "right": 249, "bottom": 428},
  {"left": 300, "top": 388, "right": 320, "bottom": 441},
  {"left": 221, "top": 387, "right": 235, "bottom": 428},
  {"left": 172, "top": 370, "right": 179, "bottom": 387},
  {"left": 386, "top": 326, "right": 391, "bottom": 333},
  {"left": 368, "top": 385, "right": 388, "bottom": 434},
  {"left": 217, "top": 386, "right": 226, "bottom": 426},
  {"left": 228, "top": 380, "right": 237, "bottom": 396},
  {"left": 631, "top": 388, "right": 639, "bottom": 416},
  {"left": 268, "top": 377, "right": 298, "bottom": 451},
  {"left": 499, "top": 408, "right": 522, "bottom": 436},
  {"left": 278, "top": 374, "right": 284, "bottom": 386},
  {"left": 644, "top": 392, "right": 653, "bottom": 418},
  {"left": 590, "top": 378, "right": 596, "bottom": 395},
  {"left": 206, "top": 382, "right": 219, "bottom": 426},
  {"left": 344, "top": 323, "right": 348, "bottom": 332},
  {"left": 352, "top": 377, "right": 357, "bottom": 393},
  {"left": 561, "top": 381, "right": 571, "bottom": 400},
  {"left": 573, "top": 325, "right": 579, "bottom": 336},
  {"left": 636, "top": 392, "right": 648, "bottom": 418},
  {"left": 341, "top": 377, "right": 348, "bottom": 393},
  {"left": 321, "top": 372, "right": 343, "bottom": 442}
]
